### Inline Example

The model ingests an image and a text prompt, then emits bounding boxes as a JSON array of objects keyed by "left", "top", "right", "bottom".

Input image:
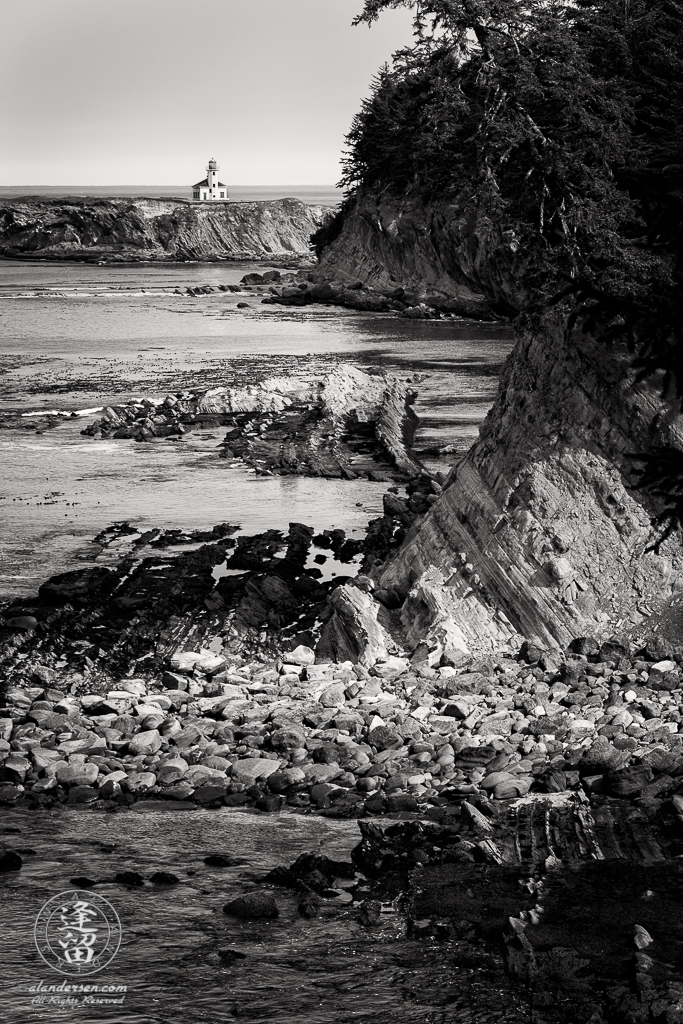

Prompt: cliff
[
  {"left": 317, "top": 191, "right": 525, "bottom": 317},
  {"left": 0, "top": 197, "right": 327, "bottom": 262},
  {"left": 320, "top": 191, "right": 683, "bottom": 656}
]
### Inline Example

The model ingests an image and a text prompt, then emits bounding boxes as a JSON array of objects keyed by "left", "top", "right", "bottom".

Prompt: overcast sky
[{"left": 1, "top": 0, "right": 413, "bottom": 185}]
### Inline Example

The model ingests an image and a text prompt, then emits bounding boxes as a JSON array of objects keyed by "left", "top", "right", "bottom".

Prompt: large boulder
[
  {"left": 54, "top": 762, "right": 99, "bottom": 787},
  {"left": 316, "top": 584, "right": 389, "bottom": 667}
]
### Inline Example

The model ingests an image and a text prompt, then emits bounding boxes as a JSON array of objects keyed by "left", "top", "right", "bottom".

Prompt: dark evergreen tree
[{"left": 341, "top": 0, "right": 683, "bottom": 539}]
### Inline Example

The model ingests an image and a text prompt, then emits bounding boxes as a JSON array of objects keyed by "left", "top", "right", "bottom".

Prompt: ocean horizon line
[
  {"left": 0, "top": 183, "right": 343, "bottom": 206},
  {"left": 1, "top": 183, "right": 340, "bottom": 188}
]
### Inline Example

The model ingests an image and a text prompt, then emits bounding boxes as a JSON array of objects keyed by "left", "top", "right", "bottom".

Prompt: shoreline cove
[{"left": 2, "top": 206, "right": 683, "bottom": 1024}]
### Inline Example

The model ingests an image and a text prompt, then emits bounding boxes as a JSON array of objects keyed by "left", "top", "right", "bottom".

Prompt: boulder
[
  {"left": 54, "top": 762, "right": 99, "bottom": 787},
  {"left": 169, "top": 651, "right": 226, "bottom": 675},
  {"left": 128, "top": 729, "right": 162, "bottom": 756},
  {"left": 0, "top": 846, "right": 23, "bottom": 871},
  {"left": 316, "top": 584, "right": 389, "bottom": 667},
  {"left": 319, "top": 684, "right": 346, "bottom": 708},
  {"left": 372, "top": 656, "right": 409, "bottom": 679},
  {"left": 231, "top": 758, "right": 281, "bottom": 786},
  {"left": 287, "top": 645, "right": 316, "bottom": 666},
  {"left": 124, "top": 772, "right": 157, "bottom": 793},
  {"left": 223, "top": 892, "right": 279, "bottom": 919},
  {"left": 271, "top": 726, "right": 306, "bottom": 752}
]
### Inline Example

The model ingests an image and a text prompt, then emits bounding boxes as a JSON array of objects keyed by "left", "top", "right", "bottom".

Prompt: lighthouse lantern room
[{"left": 192, "top": 159, "right": 228, "bottom": 201}]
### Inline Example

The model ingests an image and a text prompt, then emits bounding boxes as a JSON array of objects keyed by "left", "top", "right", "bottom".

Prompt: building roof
[{"left": 192, "top": 178, "right": 227, "bottom": 188}]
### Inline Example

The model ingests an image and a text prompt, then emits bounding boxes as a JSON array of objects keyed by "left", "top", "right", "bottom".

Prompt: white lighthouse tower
[{"left": 192, "top": 158, "right": 228, "bottom": 201}]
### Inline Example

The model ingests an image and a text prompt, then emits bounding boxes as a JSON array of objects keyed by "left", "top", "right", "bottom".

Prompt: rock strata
[
  {"left": 81, "top": 364, "right": 420, "bottom": 481},
  {"left": 0, "top": 197, "right": 328, "bottom": 262},
  {"left": 312, "top": 189, "right": 683, "bottom": 653},
  {"left": 378, "top": 315, "right": 683, "bottom": 653},
  {"left": 338, "top": 806, "right": 683, "bottom": 1024}
]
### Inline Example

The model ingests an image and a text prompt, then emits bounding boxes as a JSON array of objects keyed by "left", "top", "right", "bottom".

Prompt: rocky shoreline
[
  {"left": 79, "top": 363, "right": 422, "bottom": 481},
  {"left": 2, "top": 593, "right": 683, "bottom": 1024},
  {"left": 239, "top": 267, "right": 499, "bottom": 320},
  {"left": 2, "top": 482, "right": 683, "bottom": 825}
]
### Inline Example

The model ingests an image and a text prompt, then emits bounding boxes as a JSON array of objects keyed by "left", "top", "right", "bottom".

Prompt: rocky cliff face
[
  {"left": 321, "top": 191, "right": 683, "bottom": 656},
  {"left": 0, "top": 197, "right": 326, "bottom": 262},
  {"left": 318, "top": 190, "right": 525, "bottom": 317}
]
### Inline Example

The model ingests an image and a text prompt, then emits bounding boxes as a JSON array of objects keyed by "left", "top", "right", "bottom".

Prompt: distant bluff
[{"left": 0, "top": 197, "right": 329, "bottom": 262}]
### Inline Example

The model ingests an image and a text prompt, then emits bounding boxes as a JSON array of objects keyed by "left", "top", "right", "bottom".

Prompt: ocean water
[
  {"left": 0, "top": 807, "right": 529, "bottom": 1024},
  {"left": 0, "top": 185, "right": 343, "bottom": 207},
  {"left": 0, "top": 260, "right": 513, "bottom": 599}
]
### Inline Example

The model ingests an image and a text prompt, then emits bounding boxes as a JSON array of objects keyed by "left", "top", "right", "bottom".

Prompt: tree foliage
[
  {"left": 343, "top": 0, "right": 683, "bottom": 538},
  {"left": 344, "top": 0, "right": 682, "bottom": 273}
]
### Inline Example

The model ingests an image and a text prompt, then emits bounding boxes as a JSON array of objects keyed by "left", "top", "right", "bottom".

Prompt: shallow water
[
  {"left": 0, "top": 260, "right": 513, "bottom": 598},
  {"left": 0, "top": 807, "right": 529, "bottom": 1024}
]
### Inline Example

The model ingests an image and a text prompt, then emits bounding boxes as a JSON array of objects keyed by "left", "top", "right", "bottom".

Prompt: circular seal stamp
[{"left": 34, "top": 890, "right": 122, "bottom": 976}]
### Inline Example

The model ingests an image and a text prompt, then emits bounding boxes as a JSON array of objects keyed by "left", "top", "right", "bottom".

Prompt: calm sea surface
[{"left": 0, "top": 260, "right": 513, "bottom": 599}]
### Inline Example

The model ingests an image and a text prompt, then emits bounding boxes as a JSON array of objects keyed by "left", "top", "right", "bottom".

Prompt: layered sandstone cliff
[
  {"left": 0, "top": 197, "right": 326, "bottom": 262},
  {"left": 320, "top": 191, "right": 683, "bottom": 656}
]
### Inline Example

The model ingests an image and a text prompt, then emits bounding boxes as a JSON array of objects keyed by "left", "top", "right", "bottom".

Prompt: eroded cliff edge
[
  {"left": 0, "top": 197, "right": 326, "bottom": 262},
  {"left": 319, "top": 191, "right": 683, "bottom": 656},
  {"left": 318, "top": 191, "right": 523, "bottom": 316}
]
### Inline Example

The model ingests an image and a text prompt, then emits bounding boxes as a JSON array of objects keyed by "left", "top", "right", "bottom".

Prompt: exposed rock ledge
[
  {"left": 0, "top": 197, "right": 327, "bottom": 262},
  {"left": 380, "top": 316, "right": 683, "bottom": 655},
  {"left": 81, "top": 363, "right": 421, "bottom": 480},
  {"left": 315, "top": 191, "right": 683, "bottom": 657}
]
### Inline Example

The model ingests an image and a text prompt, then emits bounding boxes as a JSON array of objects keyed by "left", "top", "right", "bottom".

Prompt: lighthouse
[{"left": 191, "top": 158, "right": 228, "bottom": 201}]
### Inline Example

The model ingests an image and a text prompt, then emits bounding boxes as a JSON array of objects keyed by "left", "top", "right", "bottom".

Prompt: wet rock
[
  {"left": 357, "top": 900, "right": 382, "bottom": 926},
  {"left": 223, "top": 892, "right": 279, "bottom": 919},
  {"left": 298, "top": 893, "right": 321, "bottom": 918},
  {"left": 5, "top": 615, "right": 38, "bottom": 630},
  {"left": 1, "top": 755, "right": 31, "bottom": 785},
  {"left": 607, "top": 765, "right": 654, "bottom": 797},
  {"left": 204, "top": 853, "right": 236, "bottom": 867},
  {"left": 386, "top": 793, "right": 418, "bottom": 812},
  {"left": 38, "top": 566, "right": 115, "bottom": 604},
  {"left": 255, "top": 793, "right": 283, "bottom": 812},
  {"left": 217, "top": 948, "right": 247, "bottom": 963},
  {"left": 0, "top": 846, "right": 22, "bottom": 871},
  {"left": 150, "top": 871, "right": 179, "bottom": 884},
  {"left": 115, "top": 871, "right": 145, "bottom": 887}
]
